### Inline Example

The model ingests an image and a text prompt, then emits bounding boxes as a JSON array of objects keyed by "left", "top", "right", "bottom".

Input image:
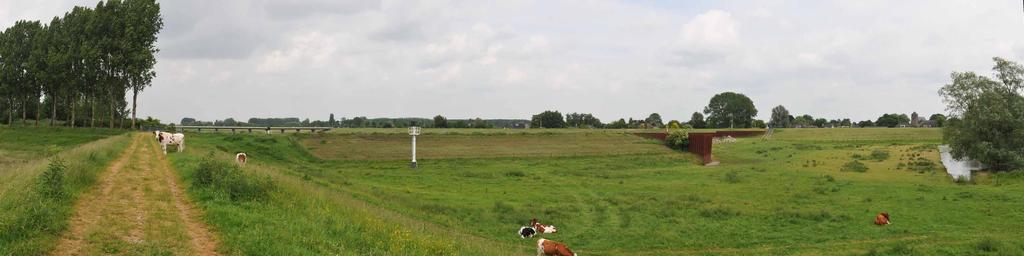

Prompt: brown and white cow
[
  {"left": 154, "top": 131, "right": 185, "bottom": 154},
  {"left": 874, "top": 212, "right": 891, "bottom": 225},
  {"left": 531, "top": 218, "right": 557, "bottom": 234},
  {"left": 537, "top": 238, "right": 576, "bottom": 256},
  {"left": 236, "top": 153, "right": 248, "bottom": 165}
]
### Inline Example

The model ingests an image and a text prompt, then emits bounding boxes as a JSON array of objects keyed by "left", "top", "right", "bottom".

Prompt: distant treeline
[{"left": 178, "top": 115, "right": 530, "bottom": 129}]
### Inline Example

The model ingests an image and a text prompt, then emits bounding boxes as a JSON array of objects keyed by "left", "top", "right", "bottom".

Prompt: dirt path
[{"left": 51, "top": 133, "right": 220, "bottom": 256}]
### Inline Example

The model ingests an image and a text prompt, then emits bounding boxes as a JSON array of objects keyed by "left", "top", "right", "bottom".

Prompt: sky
[{"left": 3, "top": 0, "right": 1024, "bottom": 123}]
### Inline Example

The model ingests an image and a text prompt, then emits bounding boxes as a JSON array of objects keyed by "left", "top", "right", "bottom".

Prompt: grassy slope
[
  {"left": 301, "top": 132, "right": 667, "bottom": 160},
  {"left": 297, "top": 128, "right": 1023, "bottom": 255},
  {"left": 0, "top": 127, "right": 129, "bottom": 255},
  {"left": 166, "top": 135, "right": 519, "bottom": 255},
  {"left": 170, "top": 128, "right": 1024, "bottom": 255}
]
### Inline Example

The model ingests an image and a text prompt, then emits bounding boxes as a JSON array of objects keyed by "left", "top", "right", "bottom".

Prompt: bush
[
  {"left": 664, "top": 130, "right": 690, "bottom": 151},
  {"left": 870, "top": 150, "right": 890, "bottom": 161},
  {"left": 841, "top": 160, "right": 868, "bottom": 172},
  {"left": 37, "top": 158, "right": 67, "bottom": 199},
  {"left": 193, "top": 154, "right": 275, "bottom": 201}
]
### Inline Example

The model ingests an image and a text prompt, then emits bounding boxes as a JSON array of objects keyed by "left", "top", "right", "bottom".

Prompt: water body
[{"left": 938, "top": 145, "right": 986, "bottom": 181}]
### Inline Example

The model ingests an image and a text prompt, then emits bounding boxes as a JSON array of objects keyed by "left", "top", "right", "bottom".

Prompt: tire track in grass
[{"left": 51, "top": 133, "right": 221, "bottom": 255}]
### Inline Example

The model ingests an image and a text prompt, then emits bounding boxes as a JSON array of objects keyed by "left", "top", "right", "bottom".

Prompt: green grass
[
  {"left": 0, "top": 127, "right": 129, "bottom": 255},
  {"left": 168, "top": 128, "right": 1024, "bottom": 255},
  {"left": 167, "top": 135, "right": 517, "bottom": 255},
  {"left": 300, "top": 132, "right": 671, "bottom": 160}
]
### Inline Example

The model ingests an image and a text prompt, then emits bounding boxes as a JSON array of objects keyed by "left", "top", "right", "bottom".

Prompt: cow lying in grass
[
  {"left": 875, "top": 212, "right": 891, "bottom": 225},
  {"left": 154, "top": 131, "right": 185, "bottom": 154},
  {"left": 531, "top": 218, "right": 557, "bottom": 234},
  {"left": 537, "top": 238, "right": 577, "bottom": 256}
]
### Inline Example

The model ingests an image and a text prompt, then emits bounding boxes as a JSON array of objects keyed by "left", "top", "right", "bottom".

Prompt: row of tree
[
  {"left": 0, "top": 0, "right": 162, "bottom": 129},
  {"left": 768, "top": 105, "right": 947, "bottom": 128}
]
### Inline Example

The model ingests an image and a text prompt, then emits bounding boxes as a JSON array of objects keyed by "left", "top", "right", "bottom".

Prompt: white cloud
[{"left": 5, "top": 0, "right": 1022, "bottom": 122}]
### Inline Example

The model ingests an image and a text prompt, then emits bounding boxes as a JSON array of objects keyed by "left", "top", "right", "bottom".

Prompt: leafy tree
[
  {"left": 928, "top": 113, "right": 946, "bottom": 127},
  {"left": 328, "top": 113, "right": 336, "bottom": 127},
  {"left": 688, "top": 112, "right": 707, "bottom": 128},
  {"left": 433, "top": 115, "right": 448, "bottom": 128},
  {"left": 531, "top": 110, "right": 565, "bottom": 128},
  {"left": 703, "top": 92, "right": 757, "bottom": 128},
  {"left": 840, "top": 118, "right": 852, "bottom": 127},
  {"left": 606, "top": 118, "right": 628, "bottom": 129},
  {"left": 856, "top": 120, "right": 874, "bottom": 127},
  {"left": 471, "top": 117, "right": 492, "bottom": 128},
  {"left": 813, "top": 118, "right": 827, "bottom": 128},
  {"left": 769, "top": 105, "right": 791, "bottom": 128},
  {"left": 792, "top": 114, "right": 812, "bottom": 127},
  {"left": 752, "top": 119, "right": 766, "bottom": 128},
  {"left": 666, "top": 120, "right": 681, "bottom": 129},
  {"left": 645, "top": 113, "right": 663, "bottom": 128},
  {"left": 565, "top": 112, "right": 601, "bottom": 128},
  {"left": 939, "top": 57, "right": 1024, "bottom": 171},
  {"left": 875, "top": 114, "right": 902, "bottom": 128}
]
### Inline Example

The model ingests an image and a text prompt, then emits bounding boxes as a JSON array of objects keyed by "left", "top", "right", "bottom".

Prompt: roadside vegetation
[{"left": 0, "top": 127, "right": 128, "bottom": 255}]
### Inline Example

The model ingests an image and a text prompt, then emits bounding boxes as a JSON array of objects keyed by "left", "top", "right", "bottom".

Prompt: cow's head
[
  {"left": 881, "top": 212, "right": 890, "bottom": 220},
  {"left": 157, "top": 133, "right": 164, "bottom": 142},
  {"left": 518, "top": 226, "right": 536, "bottom": 238}
]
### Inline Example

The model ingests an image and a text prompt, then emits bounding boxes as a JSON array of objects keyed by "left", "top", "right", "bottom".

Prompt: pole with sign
[{"left": 409, "top": 126, "right": 420, "bottom": 168}]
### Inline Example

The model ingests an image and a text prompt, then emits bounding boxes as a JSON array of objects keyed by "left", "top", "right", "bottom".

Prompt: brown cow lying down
[
  {"left": 875, "top": 212, "right": 891, "bottom": 225},
  {"left": 531, "top": 218, "right": 557, "bottom": 234},
  {"left": 537, "top": 238, "right": 576, "bottom": 256}
]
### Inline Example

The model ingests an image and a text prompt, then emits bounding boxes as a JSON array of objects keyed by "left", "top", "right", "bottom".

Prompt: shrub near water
[{"left": 193, "top": 153, "right": 274, "bottom": 201}]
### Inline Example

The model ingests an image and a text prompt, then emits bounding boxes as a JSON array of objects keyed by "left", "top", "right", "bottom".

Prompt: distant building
[{"left": 911, "top": 112, "right": 920, "bottom": 127}]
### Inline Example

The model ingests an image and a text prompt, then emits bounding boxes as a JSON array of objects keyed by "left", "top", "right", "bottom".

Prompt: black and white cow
[{"left": 154, "top": 131, "right": 186, "bottom": 154}]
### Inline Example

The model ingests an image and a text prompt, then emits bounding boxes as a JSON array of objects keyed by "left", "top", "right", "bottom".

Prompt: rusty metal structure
[
  {"left": 688, "top": 130, "right": 767, "bottom": 165},
  {"left": 687, "top": 133, "right": 716, "bottom": 164}
]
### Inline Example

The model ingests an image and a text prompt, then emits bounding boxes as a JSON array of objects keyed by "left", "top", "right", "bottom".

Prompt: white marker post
[{"left": 409, "top": 126, "right": 420, "bottom": 168}]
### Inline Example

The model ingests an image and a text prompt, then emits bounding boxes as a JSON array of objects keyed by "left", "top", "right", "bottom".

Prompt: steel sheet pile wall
[{"left": 688, "top": 133, "right": 716, "bottom": 164}]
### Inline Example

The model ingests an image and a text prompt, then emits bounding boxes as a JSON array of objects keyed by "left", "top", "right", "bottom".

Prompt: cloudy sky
[{"left": 3, "top": 0, "right": 1024, "bottom": 123}]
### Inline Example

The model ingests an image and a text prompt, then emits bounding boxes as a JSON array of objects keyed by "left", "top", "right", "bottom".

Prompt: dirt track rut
[{"left": 51, "top": 133, "right": 219, "bottom": 255}]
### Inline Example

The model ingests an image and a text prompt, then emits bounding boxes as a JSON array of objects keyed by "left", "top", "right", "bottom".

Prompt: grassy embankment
[
  {"left": 0, "top": 127, "right": 128, "bottom": 255},
  {"left": 166, "top": 133, "right": 520, "bottom": 255},
  {"left": 171, "top": 128, "right": 1024, "bottom": 255}
]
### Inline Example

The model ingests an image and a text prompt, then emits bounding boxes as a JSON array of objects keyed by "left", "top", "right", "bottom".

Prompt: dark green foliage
[
  {"left": 769, "top": 105, "right": 791, "bottom": 128},
  {"left": 433, "top": 115, "right": 448, "bottom": 128},
  {"left": 664, "top": 130, "right": 689, "bottom": 151},
  {"left": 644, "top": 113, "right": 663, "bottom": 128},
  {"left": 876, "top": 113, "right": 910, "bottom": 128},
  {"left": 841, "top": 160, "right": 868, "bottom": 172},
  {"left": 870, "top": 149, "right": 890, "bottom": 161},
  {"left": 193, "top": 153, "right": 275, "bottom": 201},
  {"left": 531, "top": 110, "right": 566, "bottom": 128},
  {"left": 703, "top": 92, "right": 758, "bottom": 128},
  {"left": 36, "top": 158, "right": 67, "bottom": 199},
  {"left": 689, "top": 112, "right": 707, "bottom": 129},
  {"left": 940, "top": 57, "right": 1024, "bottom": 171}
]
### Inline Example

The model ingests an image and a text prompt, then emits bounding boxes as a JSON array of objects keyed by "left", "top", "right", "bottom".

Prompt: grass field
[
  {"left": 165, "top": 127, "right": 1024, "bottom": 255},
  {"left": 0, "top": 127, "right": 129, "bottom": 255}
]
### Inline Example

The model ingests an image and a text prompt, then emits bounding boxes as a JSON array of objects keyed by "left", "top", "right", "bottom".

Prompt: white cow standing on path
[{"left": 154, "top": 131, "right": 186, "bottom": 154}]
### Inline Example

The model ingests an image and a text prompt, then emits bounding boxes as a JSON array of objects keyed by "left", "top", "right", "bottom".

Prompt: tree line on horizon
[
  {"left": 0, "top": 0, "right": 162, "bottom": 129},
  {"left": 172, "top": 90, "right": 946, "bottom": 130}
]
